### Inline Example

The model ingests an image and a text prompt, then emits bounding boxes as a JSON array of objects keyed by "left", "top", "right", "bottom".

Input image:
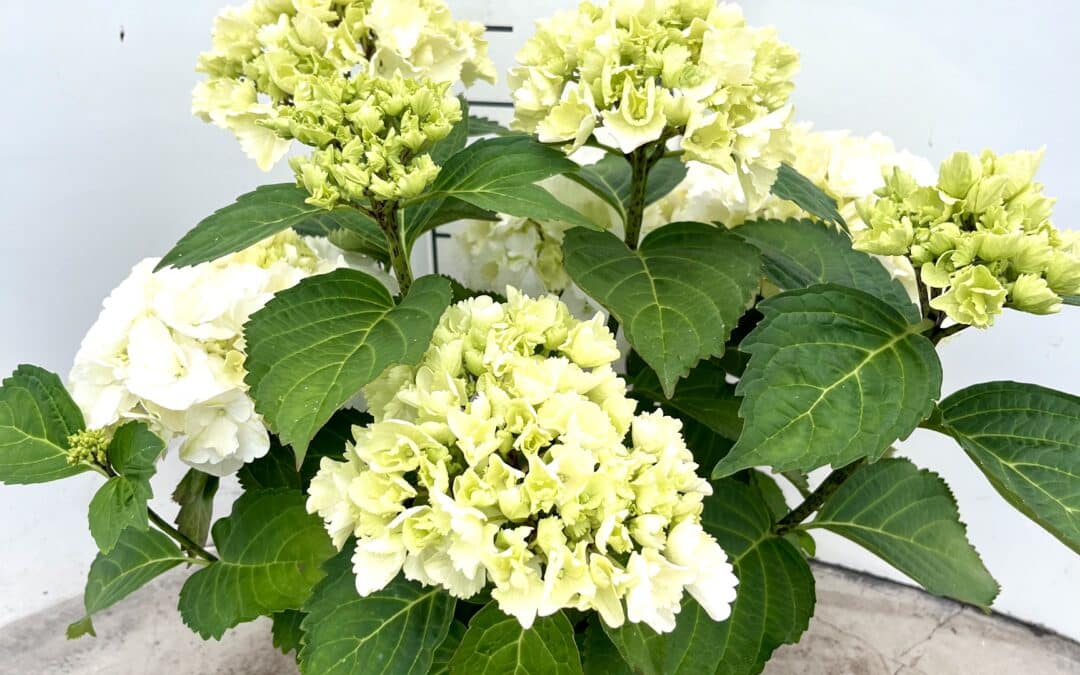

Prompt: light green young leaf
[
  {"left": 451, "top": 603, "right": 583, "bottom": 675},
  {"left": 172, "top": 469, "right": 219, "bottom": 554},
  {"left": 243, "top": 271, "right": 450, "bottom": 463},
  {"left": 157, "top": 184, "right": 326, "bottom": 270},
  {"left": 810, "top": 458, "right": 999, "bottom": 608},
  {"left": 715, "top": 285, "right": 941, "bottom": 477},
  {"left": 934, "top": 381, "right": 1080, "bottom": 554},
  {"left": 67, "top": 528, "right": 188, "bottom": 639},
  {"left": 179, "top": 489, "right": 336, "bottom": 639},
  {"left": 564, "top": 223, "right": 761, "bottom": 397},
  {"left": 299, "top": 547, "right": 455, "bottom": 675},
  {"left": 410, "top": 136, "right": 595, "bottom": 232},
  {"left": 770, "top": 163, "right": 846, "bottom": 228},
  {"left": 604, "top": 480, "right": 814, "bottom": 675},
  {"left": 735, "top": 218, "right": 920, "bottom": 322},
  {"left": 0, "top": 365, "right": 86, "bottom": 485}
]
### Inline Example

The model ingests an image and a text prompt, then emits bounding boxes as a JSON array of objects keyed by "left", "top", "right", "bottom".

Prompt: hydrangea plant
[{"left": 1, "top": 1, "right": 1078, "bottom": 673}]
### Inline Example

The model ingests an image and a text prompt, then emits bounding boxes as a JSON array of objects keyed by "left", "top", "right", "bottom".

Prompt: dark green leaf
[
  {"left": 570, "top": 155, "right": 688, "bottom": 225},
  {"left": 299, "top": 547, "right": 455, "bottom": 675},
  {"left": 715, "top": 285, "right": 941, "bottom": 477},
  {"left": 296, "top": 208, "right": 388, "bottom": 264},
  {"left": 580, "top": 619, "right": 633, "bottom": 675},
  {"left": 810, "top": 458, "right": 999, "bottom": 608},
  {"left": 244, "top": 271, "right": 451, "bottom": 463},
  {"left": 179, "top": 489, "right": 336, "bottom": 639},
  {"left": 934, "top": 381, "right": 1080, "bottom": 554},
  {"left": 404, "top": 198, "right": 498, "bottom": 249},
  {"left": 430, "top": 98, "right": 470, "bottom": 166},
  {"left": 412, "top": 136, "right": 595, "bottom": 232},
  {"left": 564, "top": 224, "right": 761, "bottom": 397},
  {"left": 628, "top": 353, "right": 742, "bottom": 441},
  {"left": 88, "top": 422, "right": 165, "bottom": 553},
  {"left": 770, "top": 163, "right": 845, "bottom": 228},
  {"left": 67, "top": 528, "right": 188, "bottom": 639},
  {"left": 735, "top": 218, "right": 919, "bottom": 322},
  {"left": 238, "top": 409, "right": 371, "bottom": 491},
  {"left": 157, "top": 184, "right": 327, "bottom": 270},
  {"left": 173, "top": 469, "right": 219, "bottom": 553},
  {"left": 272, "top": 610, "right": 306, "bottom": 656},
  {"left": 0, "top": 365, "right": 86, "bottom": 484},
  {"left": 430, "top": 620, "right": 466, "bottom": 675},
  {"left": 450, "top": 603, "right": 582, "bottom": 675},
  {"left": 88, "top": 475, "right": 151, "bottom": 553}
]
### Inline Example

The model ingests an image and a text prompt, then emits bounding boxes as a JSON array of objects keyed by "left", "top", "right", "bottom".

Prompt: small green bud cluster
[
  {"left": 854, "top": 149, "right": 1079, "bottom": 328},
  {"left": 264, "top": 73, "right": 462, "bottom": 208},
  {"left": 66, "top": 429, "right": 111, "bottom": 467}
]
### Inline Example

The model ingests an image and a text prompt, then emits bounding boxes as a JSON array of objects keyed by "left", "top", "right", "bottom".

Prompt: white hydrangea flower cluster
[
  {"left": 510, "top": 0, "right": 799, "bottom": 210},
  {"left": 192, "top": 0, "right": 496, "bottom": 170},
  {"left": 69, "top": 231, "right": 370, "bottom": 476},
  {"left": 307, "top": 290, "right": 737, "bottom": 632}
]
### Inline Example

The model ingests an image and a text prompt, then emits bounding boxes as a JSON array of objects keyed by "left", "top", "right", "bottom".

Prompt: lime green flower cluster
[
  {"left": 854, "top": 149, "right": 1079, "bottom": 327},
  {"left": 307, "top": 290, "right": 737, "bottom": 633},
  {"left": 262, "top": 72, "right": 461, "bottom": 207},
  {"left": 510, "top": 0, "right": 799, "bottom": 208},
  {"left": 66, "top": 429, "right": 111, "bottom": 466},
  {"left": 193, "top": 0, "right": 495, "bottom": 170}
]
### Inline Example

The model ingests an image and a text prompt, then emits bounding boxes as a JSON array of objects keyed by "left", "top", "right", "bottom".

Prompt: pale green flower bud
[
  {"left": 66, "top": 428, "right": 111, "bottom": 466},
  {"left": 939, "top": 151, "right": 983, "bottom": 200},
  {"left": 929, "top": 264, "right": 1008, "bottom": 328},
  {"left": 1008, "top": 274, "right": 1062, "bottom": 315}
]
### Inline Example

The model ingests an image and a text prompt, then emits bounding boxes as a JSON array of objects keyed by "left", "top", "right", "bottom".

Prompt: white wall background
[{"left": 1, "top": 0, "right": 1077, "bottom": 641}]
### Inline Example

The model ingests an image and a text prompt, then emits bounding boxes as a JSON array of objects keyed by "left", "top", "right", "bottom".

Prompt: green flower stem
[
  {"left": 774, "top": 459, "right": 867, "bottom": 536},
  {"left": 930, "top": 323, "right": 969, "bottom": 345},
  {"left": 148, "top": 509, "right": 218, "bottom": 564},
  {"left": 623, "top": 141, "right": 669, "bottom": 251},
  {"left": 372, "top": 203, "right": 413, "bottom": 295}
]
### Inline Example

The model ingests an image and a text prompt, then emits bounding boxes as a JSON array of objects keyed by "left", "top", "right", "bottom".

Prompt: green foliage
[
  {"left": 564, "top": 223, "right": 762, "bottom": 397},
  {"left": 735, "top": 218, "right": 919, "bottom": 322},
  {"left": 580, "top": 620, "right": 633, "bottom": 675},
  {"left": 450, "top": 603, "right": 583, "bottom": 675},
  {"left": 770, "top": 163, "right": 845, "bottom": 228},
  {"left": 86, "top": 423, "right": 164, "bottom": 553},
  {"left": 157, "top": 184, "right": 328, "bottom": 270},
  {"left": 604, "top": 480, "right": 814, "bottom": 675},
  {"left": 628, "top": 353, "right": 742, "bottom": 441},
  {"left": 299, "top": 548, "right": 456, "bottom": 675},
  {"left": 467, "top": 116, "right": 518, "bottom": 137},
  {"left": 243, "top": 270, "right": 451, "bottom": 463},
  {"left": 410, "top": 136, "right": 596, "bottom": 234},
  {"left": 0, "top": 365, "right": 87, "bottom": 485},
  {"left": 933, "top": 382, "right": 1080, "bottom": 554},
  {"left": 570, "top": 154, "right": 688, "bottom": 224},
  {"left": 238, "top": 409, "right": 370, "bottom": 491},
  {"left": 810, "top": 458, "right": 999, "bottom": 607},
  {"left": 295, "top": 208, "right": 389, "bottom": 264},
  {"left": 430, "top": 620, "right": 467, "bottom": 675},
  {"left": 716, "top": 285, "right": 941, "bottom": 476},
  {"left": 172, "top": 469, "right": 219, "bottom": 554},
  {"left": 179, "top": 489, "right": 336, "bottom": 639},
  {"left": 68, "top": 528, "right": 188, "bottom": 639},
  {"left": 271, "top": 610, "right": 306, "bottom": 656}
]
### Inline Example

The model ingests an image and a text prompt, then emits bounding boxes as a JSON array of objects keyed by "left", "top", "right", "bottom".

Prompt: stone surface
[{"left": 0, "top": 563, "right": 1077, "bottom": 674}]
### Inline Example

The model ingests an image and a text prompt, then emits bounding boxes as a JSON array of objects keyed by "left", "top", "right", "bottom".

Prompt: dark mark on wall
[{"left": 120, "top": 26, "right": 126, "bottom": 43}]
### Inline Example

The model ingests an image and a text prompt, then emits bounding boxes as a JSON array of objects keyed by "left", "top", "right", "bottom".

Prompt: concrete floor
[{"left": 0, "top": 563, "right": 1077, "bottom": 675}]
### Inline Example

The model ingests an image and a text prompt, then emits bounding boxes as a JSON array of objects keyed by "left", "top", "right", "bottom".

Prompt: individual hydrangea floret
[
  {"left": 510, "top": 0, "right": 799, "bottom": 210},
  {"left": 307, "top": 289, "right": 738, "bottom": 633},
  {"left": 68, "top": 231, "right": 376, "bottom": 476},
  {"left": 263, "top": 72, "right": 463, "bottom": 208},
  {"left": 853, "top": 148, "right": 1078, "bottom": 328},
  {"left": 193, "top": 0, "right": 495, "bottom": 170}
]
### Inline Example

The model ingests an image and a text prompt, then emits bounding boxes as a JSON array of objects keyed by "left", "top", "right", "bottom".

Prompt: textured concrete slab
[{"left": 1, "top": 563, "right": 1076, "bottom": 674}]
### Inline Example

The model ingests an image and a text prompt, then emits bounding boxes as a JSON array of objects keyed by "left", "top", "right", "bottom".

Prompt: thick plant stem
[
  {"left": 623, "top": 148, "right": 652, "bottom": 251},
  {"left": 374, "top": 203, "right": 413, "bottom": 295},
  {"left": 774, "top": 459, "right": 867, "bottom": 535},
  {"left": 148, "top": 508, "right": 218, "bottom": 563}
]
